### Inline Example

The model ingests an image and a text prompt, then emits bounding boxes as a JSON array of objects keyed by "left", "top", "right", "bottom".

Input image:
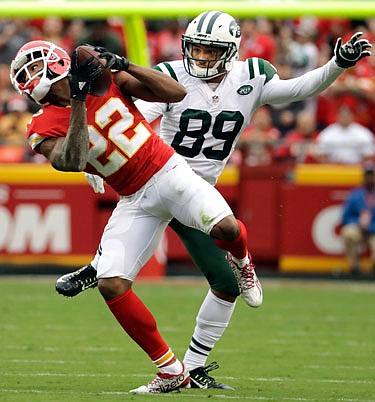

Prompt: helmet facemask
[
  {"left": 182, "top": 37, "right": 237, "bottom": 80},
  {"left": 10, "top": 41, "right": 71, "bottom": 104}
]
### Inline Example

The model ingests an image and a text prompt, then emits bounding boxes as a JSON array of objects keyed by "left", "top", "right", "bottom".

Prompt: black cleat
[
  {"left": 189, "top": 362, "right": 234, "bottom": 390},
  {"left": 55, "top": 264, "right": 98, "bottom": 297}
]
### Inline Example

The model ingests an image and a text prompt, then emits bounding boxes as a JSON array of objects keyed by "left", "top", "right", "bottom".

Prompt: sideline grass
[{"left": 0, "top": 276, "right": 374, "bottom": 401}]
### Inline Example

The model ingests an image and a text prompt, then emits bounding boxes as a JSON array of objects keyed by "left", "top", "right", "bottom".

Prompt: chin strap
[{"left": 28, "top": 77, "right": 52, "bottom": 103}]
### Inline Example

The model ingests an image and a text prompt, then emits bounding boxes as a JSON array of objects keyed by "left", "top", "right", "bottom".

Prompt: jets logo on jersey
[{"left": 237, "top": 85, "right": 253, "bottom": 95}]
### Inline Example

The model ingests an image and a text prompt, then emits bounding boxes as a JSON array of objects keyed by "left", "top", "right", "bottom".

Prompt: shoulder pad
[
  {"left": 153, "top": 62, "right": 179, "bottom": 82},
  {"left": 247, "top": 58, "right": 277, "bottom": 83}
]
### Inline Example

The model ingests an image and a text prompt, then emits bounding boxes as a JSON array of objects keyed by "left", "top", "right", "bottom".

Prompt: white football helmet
[
  {"left": 10, "top": 40, "right": 71, "bottom": 103},
  {"left": 182, "top": 11, "right": 241, "bottom": 79}
]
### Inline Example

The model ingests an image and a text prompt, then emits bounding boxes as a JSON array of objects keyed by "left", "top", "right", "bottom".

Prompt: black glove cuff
[
  {"left": 121, "top": 57, "right": 129, "bottom": 71},
  {"left": 70, "top": 93, "right": 88, "bottom": 102},
  {"left": 335, "top": 58, "right": 349, "bottom": 69},
  {"left": 69, "top": 76, "right": 90, "bottom": 101}
]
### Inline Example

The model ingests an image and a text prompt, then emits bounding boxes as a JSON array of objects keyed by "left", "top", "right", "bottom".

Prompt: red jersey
[{"left": 26, "top": 80, "right": 175, "bottom": 196}]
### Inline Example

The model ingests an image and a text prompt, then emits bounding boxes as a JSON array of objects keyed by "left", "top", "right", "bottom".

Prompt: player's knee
[
  {"left": 211, "top": 288, "right": 238, "bottom": 301},
  {"left": 98, "top": 277, "right": 132, "bottom": 300},
  {"left": 210, "top": 215, "right": 239, "bottom": 241}
]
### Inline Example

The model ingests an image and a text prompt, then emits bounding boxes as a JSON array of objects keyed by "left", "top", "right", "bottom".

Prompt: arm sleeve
[
  {"left": 260, "top": 57, "right": 345, "bottom": 105},
  {"left": 135, "top": 99, "right": 167, "bottom": 123}
]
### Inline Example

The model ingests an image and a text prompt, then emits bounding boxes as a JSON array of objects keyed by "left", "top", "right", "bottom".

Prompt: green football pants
[{"left": 169, "top": 218, "right": 240, "bottom": 297}]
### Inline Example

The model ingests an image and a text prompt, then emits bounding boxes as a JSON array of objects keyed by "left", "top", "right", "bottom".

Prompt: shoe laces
[
  {"left": 149, "top": 373, "right": 165, "bottom": 386},
  {"left": 196, "top": 361, "right": 219, "bottom": 384},
  {"left": 203, "top": 361, "right": 219, "bottom": 374},
  {"left": 72, "top": 265, "right": 96, "bottom": 286},
  {"left": 226, "top": 253, "right": 256, "bottom": 290},
  {"left": 240, "top": 262, "right": 257, "bottom": 289}
]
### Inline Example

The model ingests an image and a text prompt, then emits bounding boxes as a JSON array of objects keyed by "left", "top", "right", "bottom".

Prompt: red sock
[
  {"left": 106, "top": 289, "right": 170, "bottom": 362},
  {"left": 214, "top": 219, "right": 248, "bottom": 259}
]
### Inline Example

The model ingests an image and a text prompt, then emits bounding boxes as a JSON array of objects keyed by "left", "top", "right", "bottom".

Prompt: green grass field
[{"left": 1, "top": 276, "right": 374, "bottom": 401}]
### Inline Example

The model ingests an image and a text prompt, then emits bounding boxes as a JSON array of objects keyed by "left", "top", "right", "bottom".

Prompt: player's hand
[
  {"left": 334, "top": 32, "right": 372, "bottom": 68},
  {"left": 84, "top": 173, "right": 105, "bottom": 194},
  {"left": 94, "top": 46, "right": 129, "bottom": 71},
  {"left": 68, "top": 50, "right": 103, "bottom": 101}
]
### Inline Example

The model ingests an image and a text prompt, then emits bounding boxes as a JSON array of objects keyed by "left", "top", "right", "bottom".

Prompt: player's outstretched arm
[
  {"left": 334, "top": 32, "right": 372, "bottom": 69},
  {"left": 261, "top": 32, "right": 372, "bottom": 106},
  {"left": 94, "top": 46, "right": 187, "bottom": 103}
]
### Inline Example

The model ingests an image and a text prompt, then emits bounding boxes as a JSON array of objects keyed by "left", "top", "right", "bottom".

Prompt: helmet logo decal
[
  {"left": 237, "top": 85, "right": 253, "bottom": 95},
  {"left": 229, "top": 21, "right": 241, "bottom": 38}
]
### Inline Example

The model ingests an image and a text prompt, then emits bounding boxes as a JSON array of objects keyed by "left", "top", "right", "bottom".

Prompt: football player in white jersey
[{"left": 56, "top": 11, "right": 371, "bottom": 389}]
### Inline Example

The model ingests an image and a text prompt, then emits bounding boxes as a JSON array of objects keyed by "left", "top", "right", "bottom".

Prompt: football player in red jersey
[{"left": 10, "top": 40, "right": 257, "bottom": 393}]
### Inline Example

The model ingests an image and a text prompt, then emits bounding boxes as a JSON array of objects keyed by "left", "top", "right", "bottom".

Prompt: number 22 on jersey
[{"left": 88, "top": 98, "right": 151, "bottom": 177}]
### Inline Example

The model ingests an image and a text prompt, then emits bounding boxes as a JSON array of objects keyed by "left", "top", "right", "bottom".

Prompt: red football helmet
[{"left": 10, "top": 40, "right": 71, "bottom": 103}]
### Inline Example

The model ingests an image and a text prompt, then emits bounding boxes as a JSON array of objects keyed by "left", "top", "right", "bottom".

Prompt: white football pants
[{"left": 96, "top": 153, "right": 233, "bottom": 280}]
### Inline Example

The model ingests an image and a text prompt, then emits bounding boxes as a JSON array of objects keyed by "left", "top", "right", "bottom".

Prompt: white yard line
[
  {"left": 0, "top": 388, "right": 374, "bottom": 401},
  {"left": 2, "top": 371, "right": 374, "bottom": 385}
]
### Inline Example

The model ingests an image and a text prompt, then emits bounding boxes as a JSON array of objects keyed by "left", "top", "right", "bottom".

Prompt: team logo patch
[{"left": 237, "top": 85, "right": 253, "bottom": 95}]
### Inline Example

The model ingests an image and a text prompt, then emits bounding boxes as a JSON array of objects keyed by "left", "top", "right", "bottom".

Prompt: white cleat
[
  {"left": 226, "top": 252, "right": 263, "bottom": 307},
  {"left": 129, "top": 364, "right": 190, "bottom": 393}
]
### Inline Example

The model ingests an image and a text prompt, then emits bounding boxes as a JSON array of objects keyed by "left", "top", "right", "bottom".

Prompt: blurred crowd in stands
[{"left": 0, "top": 16, "right": 374, "bottom": 165}]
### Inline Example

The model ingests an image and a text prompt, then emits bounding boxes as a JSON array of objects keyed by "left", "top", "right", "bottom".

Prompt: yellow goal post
[{"left": 0, "top": 1, "right": 373, "bottom": 66}]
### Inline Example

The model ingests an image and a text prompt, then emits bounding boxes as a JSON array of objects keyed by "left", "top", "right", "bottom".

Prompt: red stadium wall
[
  {"left": 277, "top": 164, "right": 372, "bottom": 274},
  {"left": 0, "top": 164, "right": 164, "bottom": 277},
  {"left": 0, "top": 163, "right": 370, "bottom": 275}
]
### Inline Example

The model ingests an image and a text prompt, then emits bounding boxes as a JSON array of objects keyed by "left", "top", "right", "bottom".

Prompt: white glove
[{"left": 84, "top": 173, "right": 105, "bottom": 194}]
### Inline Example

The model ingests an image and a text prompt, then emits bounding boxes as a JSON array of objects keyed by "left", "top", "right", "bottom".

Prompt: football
[{"left": 75, "top": 45, "right": 112, "bottom": 96}]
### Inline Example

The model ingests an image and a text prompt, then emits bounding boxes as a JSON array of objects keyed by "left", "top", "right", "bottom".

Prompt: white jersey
[{"left": 136, "top": 58, "right": 343, "bottom": 185}]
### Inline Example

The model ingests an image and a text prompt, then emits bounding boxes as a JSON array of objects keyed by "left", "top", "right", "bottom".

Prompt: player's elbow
[
  {"left": 169, "top": 87, "right": 187, "bottom": 103},
  {"left": 177, "top": 86, "right": 187, "bottom": 101}
]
